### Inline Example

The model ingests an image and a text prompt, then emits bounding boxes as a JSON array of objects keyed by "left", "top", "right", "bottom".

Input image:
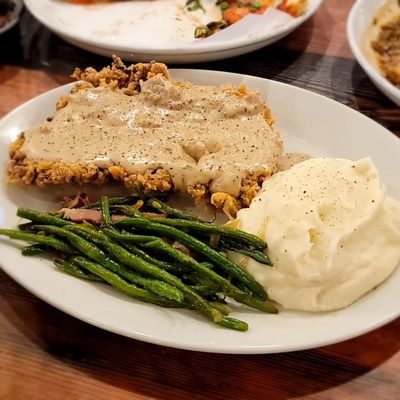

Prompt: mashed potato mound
[{"left": 233, "top": 158, "right": 400, "bottom": 311}]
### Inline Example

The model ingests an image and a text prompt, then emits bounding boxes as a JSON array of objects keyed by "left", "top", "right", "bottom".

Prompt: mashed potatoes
[{"left": 233, "top": 158, "right": 400, "bottom": 311}]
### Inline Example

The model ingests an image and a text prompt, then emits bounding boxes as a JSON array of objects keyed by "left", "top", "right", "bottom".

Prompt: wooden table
[{"left": 1, "top": 1, "right": 399, "bottom": 399}]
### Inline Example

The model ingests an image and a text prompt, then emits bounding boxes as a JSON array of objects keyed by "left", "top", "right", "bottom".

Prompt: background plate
[{"left": 24, "top": 0, "right": 322, "bottom": 63}]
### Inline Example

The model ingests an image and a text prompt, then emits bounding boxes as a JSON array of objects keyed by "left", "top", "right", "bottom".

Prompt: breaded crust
[
  {"left": 7, "top": 133, "right": 270, "bottom": 215},
  {"left": 7, "top": 134, "right": 172, "bottom": 191},
  {"left": 6, "top": 57, "right": 275, "bottom": 216}
]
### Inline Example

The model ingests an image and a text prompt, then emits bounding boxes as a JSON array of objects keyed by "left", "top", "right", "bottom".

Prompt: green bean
[
  {"left": 242, "top": 297, "right": 278, "bottom": 314},
  {"left": 83, "top": 196, "right": 140, "bottom": 209},
  {"left": 217, "top": 317, "right": 248, "bottom": 331},
  {"left": 112, "top": 205, "right": 143, "bottom": 218},
  {"left": 195, "top": 233, "right": 272, "bottom": 266},
  {"left": 146, "top": 198, "right": 202, "bottom": 221},
  {"left": 72, "top": 256, "right": 183, "bottom": 308},
  {"left": 200, "top": 262, "right": 215, "bottom": 269},
  {"left": 116, "top": 218, "right": 267, "bottom": 300},
  {"left": 31, "top": 225, "right": 185, "bottom": 303},
  {"left": 22, "top": 244, "right": 50, "bottom": 256},
  {"left": 78, "top": 221, "right": 188, "bottom": 274},
  {"left": 73, "top": 257, "right": 232, "bottom": 316},
  {"left": 105, "top": 229, "right": 272, "bottom": 310},
  {"left": 101, "top": 196, "right": 113, "bottom": 227},
  {"left": 120, "top": 241, "right": 189, "bottom": 274},
  {"left": 190, "top": 284, "right": 220, "bottom": 296},
  {"left": 18, "top": 222, "right": 35, "bottom": 231},
  {"left": 114, "top": 234, "right": 277, "bottom": 312},
  {"left": 138, "top": 217, "right": 267, "bottom": 251},
  {"left": 70, "top": 195, "right": 270, "bottom": 267},
  {"left": 81, "top": 221, "right": 190, "bottom": 274},
  {"left": 185, "top": 272, "right": 277, "bottom": 313},
  {"left": 133, "top": 180, "right": 145, "bottom": 200},
  {"left": 228, "top": 280, "right": 278, "bottom": 312},
  {"left": 0, "top": 229, "right": 75, "bottom": 254},
  {"left": 209, "top": 301, "right": 231, "bottom": 316},
  {"left": 8, "top": 203, "right": 277, "bottom": 329},
  {"left": 17, "top": 208, "right": 74, "bottom": 227},
  {"left": 62, "top": 225, "right": 247, "bottom": 329},
  {"left": 184, "top": 272, "right": 214, "bottom": 287},
  {"left": 218, "top": 238, "right": 272, "bottom": 266},
  {"left": 81, "top": 221, "right": 97, "bottom": 230},
  {"left": 54, "top": 259, "right": 103, "bottom": 282}
]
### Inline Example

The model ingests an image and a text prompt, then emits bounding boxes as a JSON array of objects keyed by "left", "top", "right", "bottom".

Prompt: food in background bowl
[
  {"left": 194, "top": 0, "right": 308, "bottom": 38},
  {"left": 231, "top": 157, "right": 400, "bottom": 312},
  {"left": 362, "top": 0, "right": 400, "bottom": 89}
]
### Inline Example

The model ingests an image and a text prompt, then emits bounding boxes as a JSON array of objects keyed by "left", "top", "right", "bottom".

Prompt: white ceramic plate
[
  {"left": 347, "top": 0, "right": 400, "bottom": 106},
  {"left": 1, "top": 70, "right": 400, "bottom": 354},
  {"left": 24, "top": 0, "right": 322, "bottom": 63}
]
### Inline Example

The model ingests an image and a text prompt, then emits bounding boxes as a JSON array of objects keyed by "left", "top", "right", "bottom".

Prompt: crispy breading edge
[
  {"left": 7, "top": 137, "right": 173, "bottom": 192},
  {"left": 6, "top": 56, "right": 278, "bottom": 215}
]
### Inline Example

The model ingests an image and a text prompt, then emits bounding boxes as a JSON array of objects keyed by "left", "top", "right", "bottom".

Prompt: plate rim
[
  {"left": 1, "top": 69, "right": 400, "bottom": 354},
  {"left": 2, "top": 256, "right": 400, "bottom": 354}
]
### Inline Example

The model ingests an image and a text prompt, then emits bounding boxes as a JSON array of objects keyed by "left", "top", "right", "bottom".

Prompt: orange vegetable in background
[
  {"left": 252, "top": 6, "right": 268, "bottom": 14},
  {"left": 222, "top": 2, "right": 270, "bottom": 26},
  {"left": 223, "top": 7, "right": 251, "bottom": 25},
  {"left": 278, "top": 0, "right": 307, "bottom": 18}
]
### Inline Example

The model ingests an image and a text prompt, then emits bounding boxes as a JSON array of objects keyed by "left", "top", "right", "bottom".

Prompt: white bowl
[{"left": 347, "top": 0, "right": 400, "bottom": 106}]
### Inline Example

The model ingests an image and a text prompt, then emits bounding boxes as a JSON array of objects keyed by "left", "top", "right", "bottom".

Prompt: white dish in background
[
  {"left": 0, "top": 0, "right": 23, "bottom": 34},
  {"left": 1, "top": 69, "right": 400, "bottom": 354},
  {"left": 24, "top": 0, "right": 322, "bottom": 63},
  {"left": 347, "top": 0, "right": 400, "bottom": 106}
]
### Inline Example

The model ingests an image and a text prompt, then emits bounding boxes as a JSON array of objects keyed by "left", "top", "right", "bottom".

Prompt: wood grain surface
[{"left": 1, "top": 1, "right": 400, "bottom": 399}]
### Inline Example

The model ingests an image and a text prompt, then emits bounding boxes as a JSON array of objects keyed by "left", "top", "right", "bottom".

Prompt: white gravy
[{"left": 20, "top": 76, "right": 283, "bottom": 196}]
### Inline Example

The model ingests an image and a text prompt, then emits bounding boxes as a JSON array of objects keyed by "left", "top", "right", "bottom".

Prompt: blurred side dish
[
  {"left": 64, "top": 0, "right": 308, "bottom": 38},
  {"left": 194, "top": 0, "right": 307, "bottom": 38},
  {"left": 364, "top": 0, "right": 400, "bottom": 88}
]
